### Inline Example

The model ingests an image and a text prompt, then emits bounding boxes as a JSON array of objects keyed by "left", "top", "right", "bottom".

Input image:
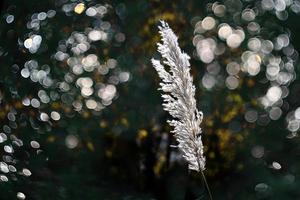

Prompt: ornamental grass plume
[
  {"left": 151, "top": 21, "right": 212, "bottom": 200},
  {"left": 151, "top": 21, "right": 205, "bottom": 171}
]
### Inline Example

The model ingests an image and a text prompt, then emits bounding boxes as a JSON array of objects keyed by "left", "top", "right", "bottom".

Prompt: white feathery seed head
[{"left": 151, "top": 21, "right": 205, "bottom": 171}]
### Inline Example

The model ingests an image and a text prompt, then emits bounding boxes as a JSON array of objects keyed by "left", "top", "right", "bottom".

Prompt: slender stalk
[
  {"left": 200, "top": 170, "right": 213, "bottom": 200},
  {"left": 195, "top": 144, "right": 212, "bottom": 200}
]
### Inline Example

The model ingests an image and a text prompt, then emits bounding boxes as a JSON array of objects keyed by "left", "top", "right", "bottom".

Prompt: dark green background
[{"left": 1, "top": 0, "right": 300, "bottom": 199}]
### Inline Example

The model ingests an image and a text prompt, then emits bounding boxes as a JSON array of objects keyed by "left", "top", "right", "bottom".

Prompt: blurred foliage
[{"left": 1, "top": 0, "right": 300, "bottom": 199}]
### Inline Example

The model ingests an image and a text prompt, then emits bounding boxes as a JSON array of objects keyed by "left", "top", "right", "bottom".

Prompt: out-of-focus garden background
[{"left": 1, "top": 0, "right": 300, "bottom": 199}]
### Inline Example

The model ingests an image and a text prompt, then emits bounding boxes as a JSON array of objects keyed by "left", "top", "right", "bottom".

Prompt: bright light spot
[
  {"left": 37, "top": 12, "right": 47, "bottom": 20},
  {"left": 242, "top": 8, "right": 256, "bottom": 21},
  {"left": 235, "top": 29, "right": 245, "bottom": 41},
  {"left": 86, "top": 99, "right": 97, "bottom": 109},
  {"left": 73, "top": 101, "right": 83, "bottom": 111},
  {"left": 81, "top": 87, "right": 94, "bottom": 97},
  {"left": 244, "top": 54, "right": 261, "bottom": 76},
  {"left": 74, "top": 3, "right": 85, "bottom": 14},
  {"left": 6, "top": 15, "right": 14, "bottom": 24},
  {"left": 31, "top": 98, "right": 40, "bottom": 108},
  {"left": 24, "top": 35, "right": 42, "bottom": 53},
  {"left": 213, "top": 4, "right": 226, "bottom": 17},
  {"left": 269, "top": 107, "right": 282, "bottom": 120},
  {"left": 98, "top": 84, "right": 116, "bottom": 102},
  {"left": 272, "top": 161, "right": 281, "bottom": 170},
  {"left": 77, "top": 77, "right": 93, "bottom": 88},
  {"left": 82, "top": 54, "right": 98, "bottom": 71},
  {"left": 22, "top": 168, "right": 32, "bottom": 176},
  {"left": 287, "top": 120, "right": 300, "bottom": 132},
  {"left": 227, "top": 33, "right": 243, "bottom": 48},
  {"left": 262, "top": 0, "right": 275, "bottom": 10},
  {"left": 86, "top": 7, "right": 97, "bottom": 16},
  {"left": 295, "top": 107, "right": 300, "bottom": 119},
  {"left": 266, "top": 64, "right": 280, "bottom": 77},
  {"left": 202, "top": 17, "right": 216, "bottom": 30},
  {"left": 218, "top": 24, "right": 232, "bottom": 40},
  {"left": 4, "top": 145, "right": 14, "bottom": 153},
  {"left": 0, "top": 175, "right": 8, "bottom": 182},
  {"left": 30, "top": 141, "right": 40, "bottom": 149},
  {"left": 261, "top": 40, "right": 274, "bottom": 54},
  {"left": 107, "top": 59, "right": 117, "bottom": 69},
  {"left": 247, "top": 38, "right": 261, "bottom": 52},
  {"left": 65, "top": 135, "right": 79, "bottom": 149},
  {"left": 88, "top": 30, "right": 103, "bottom": 41},
  {"left": 47, "top": 10, "right": 56, "bottom": 18},
  {"left": 202, "top": 74, "right": 216, "bottom": 90},
  {"left": 245, "top": 110, "right": 258, "bottom": 123},
  {"left": 274, "top": 0, "right": 286, "bottom": 12},
  {"left": 40, "top": 113, "right": 49, "bottom": 121},
  {"left": 22, "top": 98, "right": 30, "bottom": 106},
  {"left": 196, "top": 38, "right": 216, "bottom": 63},
  {"left": 247, "top": 63, "right": 260, "bottom": 76},
  {"left": 0, "top": 133, "right": 7, "bottom": 143},
  {"left": 266, "top": 86, "right": 282, "bottom": 102},
  {"left": 8, "top": 165, "right": 16, "bottom": 172},
  {"left": 247, "top": 22, "right": 260, "bottom": 33},
  {"left": 21, "top": 68, "right": 30, "bottom": 78},
  {"left": 17, "top": 192, "right": 26, "bottom": 200},
  {"left": 0, "top": 162, "right": 9, "bottom": 173},
  {"left": 24, "top": 38, "right": 33, "bottom": 49},
  {"left": 225, "top": 76, "right": 239, "bottom": 89},
  {"left": 50, "top": 111, "right": 61, "bottom": 121},
  {"left": 119, "top": 72, "right": 130, "bottom": 82},
  {"left": 199, "top": 49, "right": 214, "bottom": 63},
  {"left": 226, "top": 62, "right": 240, "bottom": 75}
]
